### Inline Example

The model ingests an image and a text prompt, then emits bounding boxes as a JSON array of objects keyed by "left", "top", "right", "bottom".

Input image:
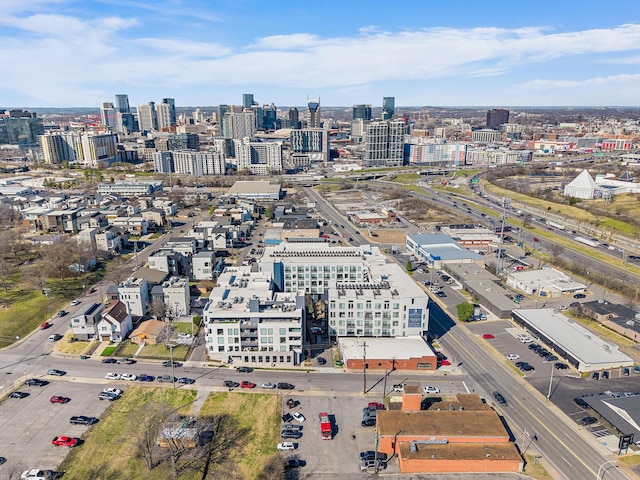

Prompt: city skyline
[{"left": 2, "top": 0, "right": 640, "bottom": 107}]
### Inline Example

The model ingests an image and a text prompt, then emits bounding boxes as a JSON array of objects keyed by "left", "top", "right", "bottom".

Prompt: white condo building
[
  {"left": 234, "top": 139, "right": 283, "bottom": 175},
  {"left": 260, "top": 243, "right": 429, "bottom": 338},
  {"left": 172, "top": 150, "right": 226, "bottom": 176},
  {"left": 203, "top": 266, "right": 305, "bottom": 366}
]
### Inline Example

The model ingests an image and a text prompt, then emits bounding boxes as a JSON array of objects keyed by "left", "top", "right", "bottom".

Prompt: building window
[
  {"left": 217, "top": 328, "right": 223, "bottom": 335},
  {"left": 417, "top": 362, "right": 432, "bottom": 369},
  {"left": 279, "top": 328, "right": 286, "bottom": 335}
]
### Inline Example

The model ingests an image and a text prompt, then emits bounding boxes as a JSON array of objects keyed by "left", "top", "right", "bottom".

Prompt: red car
[
  {"left": 482, "top": 334, "right": 495, "bottom": 340},
  {"left": 240, "top": 381, "right": 256, "bottom": 389},
  {"left": 367, "top": 402, "right": 385, "bottom": 410},
  {"left": 39, "top": 322, "right": 51, "bottom": 330},
  {"left": 52, "top": 435, "right": 78, "bottom": 447},
  {"left": 438, "top": 359, "right": 452, "bottom": 366},
  {"left": 86, "top": 287, "right": 96, "bottom": 294},
  {"left": 50, "top": 395, "right": 70, "bottom": 404}
]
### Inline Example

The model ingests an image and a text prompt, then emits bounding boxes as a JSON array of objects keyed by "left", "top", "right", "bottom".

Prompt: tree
[
  {"left": 457, "top": 302, "right": 475, "bottom": 322},
  {"left": 150, "top": 300, "right": 168, "bottom": 321},
  {"left": 405, "top": 259, "right": 412, "bottom": 272}
]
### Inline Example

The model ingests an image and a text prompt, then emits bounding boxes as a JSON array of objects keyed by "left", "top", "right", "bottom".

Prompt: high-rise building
[
  {"left": 216, "top": 104, "right": 228, "bottom": 124},
  {"left": 39, "top": 132, "right": 83, "bottom": 164},
  {"left": 364, "top": 119, "right": 406, "bottom": 167},
  {"left": 307, "top": 98, "right": 320, "bottom": 128},
  {"left": 221, "top": 111, "right": 256, "bottom": 139},
  {"left": 382, "top": 97, "right": 395, "bottom": 120},
  {"left": 172, "top": 150, "right": 226, "bottom": 176},
  {"left": 288, "top": 107, "right": 300, "bottom": 129},
  {"left": 353, "top": 104, "right": 372, "bottom": 121},
  {"left": 290, "top": 128, "right": 330, "bottom": 166},
  {"left": 137, "top": 102, "right": 157, "bottom": 131},
  {"left": 234, "top": 139, "right": 282, "bottom": 175},
  {"left": 80, "top": 133, "right": 119, "bottom": 166},
  {"left": 156, "top": 103, "right": 172, "bottom": 131},
  {"left": 0, "top": 110, "right": 44, "bottom": 147},
  {"left": 242, "top": 94, "right": 255, "bottom": 109},
  {"left": 115, "top": 94, "right": 130, "bottom": 113},
  {"left": 262, "top": 104, "right": 277, "bottom": 130},
  {"left": 100, "top": 102, "right": 117, "bottom": 130},
  {"left": 116, "top": 112, "right": 137, "bottom": 133},
  {"left": 153, "top": 151, "right": 174, "bottom": 173},
  {"left": 486, "top": 108, "right": 509, "bottom": 129},
  {"left": 162, "top": 98, "right": 177, "bottom": 125}
]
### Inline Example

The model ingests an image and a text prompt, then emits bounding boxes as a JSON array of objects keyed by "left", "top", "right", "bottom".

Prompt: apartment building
[{"left": 203, "top": 266, "right": 305, "bottom": 366}]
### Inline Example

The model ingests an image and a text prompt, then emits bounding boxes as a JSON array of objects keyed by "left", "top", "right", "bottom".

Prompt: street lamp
[
  {"left": 43, "top": 288, "right": 52, "bottom": 321},
  {"left": 596, "top": 460, "right": 617, "bottom": 479},
  {"left": 166, "top": 343, "right": 177, "bottom": 390}
]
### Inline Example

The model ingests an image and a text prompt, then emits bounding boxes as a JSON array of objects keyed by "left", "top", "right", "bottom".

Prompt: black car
[
  {"left": 101, "top": 358, "right": 117, "bottom": 364},
  {"left": 25, "top": 378, "right": 48, "bottom": 387},
  {"left": 177, "top": 377, "right": 195, "bottom": 384},
  {"left": 537, "top": 349, "right": 549, "bottom": 357},
  {"left": 360, "top": 451, "right": 388, "bottom": 462},
  {"left": 223, "top": 380, "right": 240, "bottom": 388},
  {"left": 580, "top": 416, "right": 598, "bottom": 426},
  {"left": 281, "top": 429, "right": 303, "bottom": 439},
  {"left": 282, "top": 413, "right": 294, "bottom": 423},
  {"left": 435, "top": 291, "right": 447, "bottom": 298},
  {"left": 70, "top": 415, "right": 98, "bottom": 425},
  {"left": 9, "top": 391, "right": 29, "bottom": 399},
  {"left": 282, "top": 424, "right": 303, "bottom": 431},
  {"left": 277, "top": 382, "right": 295, "bottom": 390},
  {"left": 528, "top": 343, "right": 540, "bottom": 350},
  {"left": 236, "top": 366, "right": 253, "bottom": 373},
  {"left": 493, "top": 391, "right": 507, "bottom": 404},
  {"left": 361, "top": 418, "right": 376, "bottom": 427},
  {"left": 574, "top": 397, "right": 590, "bottom": 409},
  {"left": 138, "top": 374, "right": 155, "bottom": 382},
  {"left": 554, "top": 362, "right": 569, "bottom": 370},
  {"left": 162, "top": 361, "right": 182, "bottom": 368},
  {"left": 56, "top": 310, "right": 67, "bottom": 317},
  {"left": 285, "top": 459, "right": 306, "bottom": 469},
  {"left": 573, "top": 293, "right": 586, "bottom": 299},
  {"left": 317, "top": 357, "right": 327, "bottom": 365}
]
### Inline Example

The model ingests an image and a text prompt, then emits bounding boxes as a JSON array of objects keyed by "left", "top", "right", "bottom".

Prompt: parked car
[
  {"left": 317, "top": 357, "right": 327, "bottom": 365},
  {"left": 580, "top": 416, "right": 598, "bottom": 426},
  {"left": 120, "top": 373, "right": 137, "bottom": 381},
  {"left": 291, "top": 411, "right": 306, "bottom": 422},
  {"left": 393, "top": 383, "right": 406, "bottom": 392},
  {"left": 574, "top": 397, "right": 590, "bottom": 409},
  {"left": 281, "top": 424, "right": 303, "bottom": 431},
  {"left": 493, "top": 391, "right": 507, "bottom": 405},
  {"left": 281, "top": 413, "right": 294, "bottom": 423},
  {"left": 50, "top": 396, "right": 70, "bottom": 404},
  {"left": 528, "top": 343, "right": 540, "bottom": 350},
  {"left": 482, "top": 334, "right": 495, "bottom": 339},
  {"left": 98, "top": 391, "right": 119, "bottom": 401},
  {"left": 261, "top": 382, "right": 276, "bottom": 389},
  {"left": 277, "top": 382, "right": 295, "bottom": 390},
  {"left": 223, "top": 380, "right": 240, "bottom": 388},
  {"left": 286, "top": 399, "right": 298, "bottom": 409},
  {"left": 105, "top": 372, "right": 121, "bottom": 380},
  {"left": 101, "top": 358, "right": 117, "bottom": 364},
  {"left": 69, "top": 416, "right": 98, "bottom": 426},
  {"left": 177, "top": 377, "right": 195, "bottom": 384},
  {"left": 9, "top": 391, "right": 29, "bottom": 399},
  {"left": 236, "top": 366, "right": 253, "bottom": 373},
  {"left": 138, "top": 374, "right": 155, "bottom": 382},
  {"left": 435, "top": 291, "right": 447, "bottom": 298},
  {"left": 162, "top": 361, "right": 182, "bottom": 368},
  {"left": 277, "top": 442, "right": 296, "bottom": 451},
  {"left": 544, "top": 354, "right": 559, "bottom": 362},
  {"left": 284, "top": 459, "right": 306, "bottom": 469},
  {"left": 281, "top": 429, "right": 302, "bottom": 439},
  {"left": 554, "top": 362, "right": 569, "bottom": 370},
  {"left": 360, "top": 459, "right": 386, "bottom": 471},
  {"left": 117, "top": 358, "right": 136, "bottom": 364},
  {"left": 505, "top": 354, "right": 520, "bottom": 361},
  {"left": 423, "top": 386, "right": 440, "bottom": 394},
  {"left": 25, "top": 379, "right": 48, "bottom": 387},
  {"left": 593, "top": 372, "right": 600, "bottom": 380},
  {"left": 367, "top": 402, "right": 385, "bottom": 410},
  {"left": 361, "top": 417, "right": 376, "bottom": 427},
  {"left": 240, "top": 381, "right": 256, "bottom": 389},
  {"left": 52, "top": 436, "right": 78, "bottom": 447},
  {"left": 47, "top": 334, "right": 63, "bottom": 342},
  {"left": 360, "top": 451, "right": 388, "bottom": 461},
  {"left": 47, "top": 369, "right": 66, "bottom": 376},
  {"left": 574, "top": 293, "right": 586, "bottom": 299},
  {"left": 157, "top": 375, "right": 174, "bottom": 383},
  {"left": 21, "top": 470, "right": 56, "bottom": 480}
]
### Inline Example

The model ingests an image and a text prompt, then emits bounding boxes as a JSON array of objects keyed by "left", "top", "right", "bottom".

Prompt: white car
[
  {"left": 516, "top": 334, "right": 532, "bottom": 343},
  {"left": 105, "top": 372, "right": 121, "bottom": 380},
  {"left": 423, "top": 386, "right": 440, "bottom": 394},
  {"left": 557, "top": 305, "right": 568, "bottom": 311},
  {"left": 277, "top": 442, "right": 296, "bottom": 451},
  {"left": 291, "top": 411, "right": 306, "bottom": 422},
  {"left": 21, "top": 470, "right": 55, "bottom": 480},
  {"left": 261, "top": 382, "right": 276, "bottom": 389},
  {"left": 505, "top": 354, "right": 520, "bottom": 361},
  {"left": 70, "top": 300, "right": 81, "bottom": 307},
  {"left": 393, "top": 383, "right": 406, "bottom": 392},
  {"left": 102, "top": 387, "right": 123, "bottom": 396},
  {"left": 417, "top": 268, "right": 424, "bottom": 274},
  {"left": 121, "top": 373, "right": 137, "bottom": 381}
]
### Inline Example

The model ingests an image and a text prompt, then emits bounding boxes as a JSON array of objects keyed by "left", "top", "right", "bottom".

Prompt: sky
[{"left": 2, "top": 0, "right": 640, "bottom": 108}]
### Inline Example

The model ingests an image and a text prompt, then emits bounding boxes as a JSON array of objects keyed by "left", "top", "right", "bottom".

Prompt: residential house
[
  {"left": 148, "top": 250, "right": 186, "bottom": 276},
  {"left": 129, "top": 319, "right": 167, "bottom": 345},
  {"left": 96, "top": 300, "right": 133, "bottom": 342},
  {"left": 191, "top": 250, "right": 216, "bottom": 281},
  {"left": 118, "top": 276, "right": 149, "bottom": 317},
  {"left": 70, "top": 303, "right": 105, "bottom": 341}
]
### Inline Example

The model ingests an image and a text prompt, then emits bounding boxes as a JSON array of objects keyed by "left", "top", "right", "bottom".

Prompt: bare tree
[
  {"left": 256, "top": 455, "right": 286, "bottom": 480},
  {"left": 549, "top": 243, "right": 564, "bottom": 262},
  {"left": 0, "top": 254, "right": 15, "bottom": 293},
  {"left": 150, "top": 299, "right": 168, "bottom": 320},
  {"left": 129, "top": 402, "right": 164, "bottom": 471}
]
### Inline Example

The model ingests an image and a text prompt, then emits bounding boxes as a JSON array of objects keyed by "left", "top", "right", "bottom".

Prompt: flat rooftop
[
  {"left": 378, "top": 410, "right": 509, "bottom": 439},
  {"left": 339, "top": 336, "right": 434, "bottom": 361},
  {"left": 399, "top": 441, "right": 521, "bottom": 462}
]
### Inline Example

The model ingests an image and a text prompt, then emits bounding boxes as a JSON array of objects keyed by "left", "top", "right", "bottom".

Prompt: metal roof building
[{"left": 512, "top": 308, "right": 634, "bottom": 372}]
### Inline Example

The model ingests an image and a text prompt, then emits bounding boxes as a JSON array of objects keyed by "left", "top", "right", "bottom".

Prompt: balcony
[{"left": 241, "top": 340, "right": 258, "bottom": 348}]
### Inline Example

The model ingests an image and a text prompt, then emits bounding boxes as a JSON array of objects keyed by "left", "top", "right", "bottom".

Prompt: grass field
[{"left": 59, "top": 388, "right": 280, "bottom": 480}]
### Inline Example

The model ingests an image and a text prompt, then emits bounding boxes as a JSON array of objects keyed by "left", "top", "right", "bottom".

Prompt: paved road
[{"left": 429, "top": 301, "right": 630, "bottom": 480}]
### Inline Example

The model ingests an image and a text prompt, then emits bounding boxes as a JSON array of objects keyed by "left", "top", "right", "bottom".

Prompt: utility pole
[
  {"left": 547, "top": 362, "right": 554, "bottom": 400},
  {"left": 362, "top": 341, "right": 367, "bottom": 394},
  {"left": 496, "top": 197, "right": 509, "bottom": 276}
]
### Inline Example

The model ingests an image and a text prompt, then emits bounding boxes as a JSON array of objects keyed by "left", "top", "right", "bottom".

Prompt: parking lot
[{"left": 0, "top": 377, "right": 111, "bottom": 473}]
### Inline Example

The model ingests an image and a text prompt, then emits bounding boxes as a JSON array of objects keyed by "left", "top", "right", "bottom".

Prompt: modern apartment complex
[
  {"left": 203, "top": 266, "right": 305, "bottom": 366},
  {"left": 364, "top": 119, "right": 406, "bottom": 167},
  {"left": 234, "top": 139, "right": 282, "bottom": 174}
]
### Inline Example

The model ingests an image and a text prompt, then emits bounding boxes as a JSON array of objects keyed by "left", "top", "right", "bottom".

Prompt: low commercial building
[
  {"left": 512, "top": 308, "right": 634, "bottom": 372},
  {"left": 506, "top": 267, "right": 587, "bottom": 298},
  {"left": 579, "top": 301, "right": 640, "bottom": 343},
  {"left": 226, "top": 180, "right": 281, "bottom": 200},
  {"left": 439, "top": 226, "right": 498, "bottom": 246},
  {"left": 377, "top": 391, "right": 522, "bottom": 474},
  {"left": 405, "top": 233, "right": 483, "bottom": 269},
  {"left": 338, "top": 336, "right": 436, "bottom": 370}
]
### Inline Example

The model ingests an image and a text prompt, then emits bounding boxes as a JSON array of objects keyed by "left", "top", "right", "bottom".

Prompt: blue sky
[{"left": 2, "top": 0, "right": 640, "bottom": 107}]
